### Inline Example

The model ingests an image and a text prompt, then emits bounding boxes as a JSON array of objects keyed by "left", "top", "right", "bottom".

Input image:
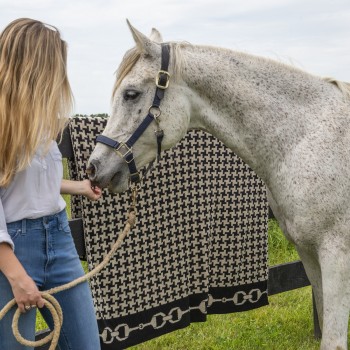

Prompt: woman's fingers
[
  {"left": 36, "top": 297, "right": 45, "bottom": 308},
  {"left": 12, "top": 274, "right": 45, "bottom": 311},
  {"left": 18, "top": 303, "right": 26, "bottom": 313}
]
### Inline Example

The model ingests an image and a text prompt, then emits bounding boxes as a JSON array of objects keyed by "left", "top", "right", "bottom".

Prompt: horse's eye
[{"left": 123, "top": 90, "right": 140, "bottom": 101}]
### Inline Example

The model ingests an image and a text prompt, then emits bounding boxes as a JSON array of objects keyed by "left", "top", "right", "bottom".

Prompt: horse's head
[{"left": 88, "top": 21, "right": 190, "bottom": 193}]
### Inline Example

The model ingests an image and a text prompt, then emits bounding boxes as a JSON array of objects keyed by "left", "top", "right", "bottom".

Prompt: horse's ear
[
  {"left": 149, "top": 28, "right": 163, "bottom": 43},
  {"left": 126, "top": 19, "right": 160, "bottom": 57}
]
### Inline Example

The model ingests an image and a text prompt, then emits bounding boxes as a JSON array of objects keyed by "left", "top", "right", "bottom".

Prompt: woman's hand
[
  {"left": 10, "top": 274, "right": 45, "bottom": 313},
  {"left": 80, "top": 179, "right": 102, "bottom": 201},
  {"left": 0, "top": 243, "right": 45, "bottom": 313},
  {"left": 61, "top": 179, "right": 102, "bottom": 201}
]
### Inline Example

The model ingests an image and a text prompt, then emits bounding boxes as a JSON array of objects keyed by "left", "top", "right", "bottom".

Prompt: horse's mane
[
  {"left": 323, "top": 77, "right": 350, "bottom": 100},
  {"left": 112, "top": 42, "right": 350, "bottom": 104},
  {"left": 112, "top": 42, "right": 186, "bottom": 99}
]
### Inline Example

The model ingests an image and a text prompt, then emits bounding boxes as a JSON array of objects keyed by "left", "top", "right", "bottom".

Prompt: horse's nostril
[{"left": 86, "top": 162, "right": 97, "bottom": 180}]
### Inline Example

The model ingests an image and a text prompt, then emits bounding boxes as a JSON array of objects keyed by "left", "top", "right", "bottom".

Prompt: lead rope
[{"left": 0, "top": 186, "right": 138, "bottom": 350}]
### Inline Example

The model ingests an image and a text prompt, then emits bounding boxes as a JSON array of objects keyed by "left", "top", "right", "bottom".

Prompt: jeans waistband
[{"left": 7, "top": 209, "right": 67, "bottom": 233}]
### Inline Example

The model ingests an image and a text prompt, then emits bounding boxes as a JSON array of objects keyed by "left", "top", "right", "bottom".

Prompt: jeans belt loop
[{"left": 21, "top": 219, "right": 27, "bottom": 234}]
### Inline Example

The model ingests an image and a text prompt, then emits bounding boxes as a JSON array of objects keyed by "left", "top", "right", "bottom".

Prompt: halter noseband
[{"left": 96, "top": 44, "right": 170, "bottom": 185}]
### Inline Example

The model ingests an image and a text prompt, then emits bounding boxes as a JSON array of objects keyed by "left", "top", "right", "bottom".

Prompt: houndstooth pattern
[{"left": 67, "top": 116, "right": 269, "bottom": 348}]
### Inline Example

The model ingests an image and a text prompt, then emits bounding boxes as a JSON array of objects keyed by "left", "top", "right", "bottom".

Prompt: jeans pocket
[
  {"left": 7, "top": 228, "right": 22, "bottom": 241},
  {"left": 61, "top": 221, "right": 71, "bottom": 234}
]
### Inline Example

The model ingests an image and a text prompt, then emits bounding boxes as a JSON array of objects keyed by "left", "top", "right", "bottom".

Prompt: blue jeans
[{"left": 0, "top": 209, "right": 101, "bottom": 350}]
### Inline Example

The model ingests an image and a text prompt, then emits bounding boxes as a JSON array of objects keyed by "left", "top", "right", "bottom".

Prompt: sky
[{"left": 1, "top": 0, "right": 349, "bottom": 115}]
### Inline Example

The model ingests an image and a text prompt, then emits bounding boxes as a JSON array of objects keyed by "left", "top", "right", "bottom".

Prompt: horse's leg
[
  {"left": 317, "top": 238, "right": 350, "bottom": 350},
  {"left": 268, "top": 190, "right": 348, "bottom": 348},
  {"left": 268, "top": 190, "right": 325, "bottom": 331},
  {"left": 295, "top": 246, "right": 323, "bottom": 331}
]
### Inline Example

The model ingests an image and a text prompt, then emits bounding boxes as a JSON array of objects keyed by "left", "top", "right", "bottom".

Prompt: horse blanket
[{"left": 67, "top": 116, "right": 269, "bottom": 349}]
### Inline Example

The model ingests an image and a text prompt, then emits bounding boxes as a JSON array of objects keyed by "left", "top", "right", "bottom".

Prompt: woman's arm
[
  {"left": 0, "top": 243, "right": 45, "bottom": 312},
  {"left": 61, "top": 179, "right": 102, "bottom": 201},
  {"left": 0, "top": 197, "right": 45, "bottom": 312}
]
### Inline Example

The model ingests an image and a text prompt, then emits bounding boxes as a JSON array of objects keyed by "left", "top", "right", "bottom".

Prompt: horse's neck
[{"left": 181, "top": 45, "right": 333, "bottom": 181}]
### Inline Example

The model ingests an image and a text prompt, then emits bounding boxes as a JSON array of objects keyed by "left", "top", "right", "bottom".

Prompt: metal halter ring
[{"left": 148, "top": 105, "right": 161, "bottom": 119}]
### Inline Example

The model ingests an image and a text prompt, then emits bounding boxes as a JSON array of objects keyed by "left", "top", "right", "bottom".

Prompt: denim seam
[{"left": 58, "top": 326, "right": 73, "bottom": 350}]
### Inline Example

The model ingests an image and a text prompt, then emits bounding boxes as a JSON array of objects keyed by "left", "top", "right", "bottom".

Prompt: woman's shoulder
[
  {"left": 48, "top": 140, "right": 62, "bottom": 161},
  {"left": 36, "top": 140, "right": 61, "bottom": 158}
]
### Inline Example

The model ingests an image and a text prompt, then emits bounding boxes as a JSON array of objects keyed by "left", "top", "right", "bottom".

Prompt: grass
[{"left": 127, "top": 288, "right": 319, "bottom": 350}]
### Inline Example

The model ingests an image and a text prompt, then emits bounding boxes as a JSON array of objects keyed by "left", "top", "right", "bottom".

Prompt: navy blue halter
[{"left": 96, "top": 44, "right": 170, "bottom": 184}]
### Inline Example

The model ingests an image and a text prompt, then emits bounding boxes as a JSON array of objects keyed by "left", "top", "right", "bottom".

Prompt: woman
[{"left": 0, "top": 18, "right": 102, "bottom": 349}]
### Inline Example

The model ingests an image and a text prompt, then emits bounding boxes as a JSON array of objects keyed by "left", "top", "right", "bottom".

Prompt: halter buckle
[
  {"left": 129, "top": 172, "right": 141, "bottom": 185},
  {"left": 155, "top": 70, "right": 170, "bottom": 89},
  {"left": 114, "top": 142, "right": 134, "bottom": 163}
]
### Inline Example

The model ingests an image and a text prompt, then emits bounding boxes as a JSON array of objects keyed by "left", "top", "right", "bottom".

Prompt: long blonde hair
[{"left": 0, "top": 18, "right": 74, "bottom": 186}]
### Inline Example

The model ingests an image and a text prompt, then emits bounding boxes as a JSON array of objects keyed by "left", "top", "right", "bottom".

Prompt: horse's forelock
[
  {"left": 112, "top": 42, "right": 187, "bottom": 99},
  {"left": 112, "top": 47, "right": 141, "bottom": 98}
]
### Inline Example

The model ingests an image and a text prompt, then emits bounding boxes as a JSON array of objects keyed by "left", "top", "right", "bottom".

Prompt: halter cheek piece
[{"left": 95, "top": 44, "right": 170, "bottom": 185}]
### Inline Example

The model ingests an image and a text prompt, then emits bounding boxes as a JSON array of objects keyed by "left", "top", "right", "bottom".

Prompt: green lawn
[{"left": 128, "top": 287, "right": 319, "bottom": 350}]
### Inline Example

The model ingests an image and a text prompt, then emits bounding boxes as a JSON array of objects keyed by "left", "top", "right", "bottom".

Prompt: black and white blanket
[{"left": 68, "top": 116, "right": 269, "bottom": 349}]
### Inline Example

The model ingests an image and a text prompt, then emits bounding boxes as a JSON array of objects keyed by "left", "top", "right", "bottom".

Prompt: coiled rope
[{"left": 0, "top": 188, "right": 138, "bottom": 349}]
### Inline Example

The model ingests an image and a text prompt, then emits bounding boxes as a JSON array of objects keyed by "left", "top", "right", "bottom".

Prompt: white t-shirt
[{"left": 0, "top": 141, "right": 66, "bottom": 250}]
